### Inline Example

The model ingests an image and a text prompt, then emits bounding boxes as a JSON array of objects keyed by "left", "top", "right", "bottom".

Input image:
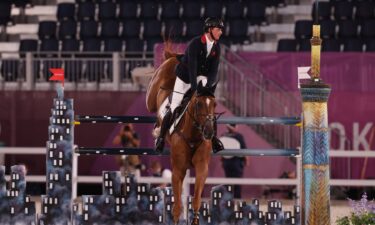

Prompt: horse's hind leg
[{"left": 171, "top": 161, "right": 187, "bottom": 224}]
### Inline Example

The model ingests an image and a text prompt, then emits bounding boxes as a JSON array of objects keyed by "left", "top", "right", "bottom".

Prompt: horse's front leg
[
  {"left": 171, "top": 169, "right": 185, "bottom": 224},
  {"left": 191, "top": 141, "right": 211, "bottom": 225}
]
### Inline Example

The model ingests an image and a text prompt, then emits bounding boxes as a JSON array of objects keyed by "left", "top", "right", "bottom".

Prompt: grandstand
[{"left": 0, "top": 0, "right": 374, "bottom": 223}]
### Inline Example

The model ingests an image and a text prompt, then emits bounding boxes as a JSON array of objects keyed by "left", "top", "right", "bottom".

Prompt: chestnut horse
[{"left": 146, "top": 50, "right": 217, "bottom": 225}]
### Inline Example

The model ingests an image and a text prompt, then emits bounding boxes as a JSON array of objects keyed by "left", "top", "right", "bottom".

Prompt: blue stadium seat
[
  {"left": 355, "top": 1, "right": 375, "bottom": 21},
  {"left": 0, "top": 2, "right": 12, "bottom": 26},
  {"left": 185, "top": 20, "right": 204, "bottom": 38},
  {"left": 365, "top": 39, "right": 375, "bottom": 52},
  {"left": 59, "top": 20, "right": 77, "bottom": 39},
  {"left": 101, "top": 20, "right": 120, "bottom": 39},
  {"left": 57, "top": 3, "right": 76, "bottom": 21},
  {"left": 99, "top": 2, "right": 117, "bottom": 20},
  {"left": 320, "top": 20, "right": 337, "bottom": 39},
  {"left": 62, "top": 39, "right": 80, "bottom": 52},
  {"left": 38, "top": 21, "right": 57, "bottom": 39},
  {"left": 164, "top": 19, "right": 184, "bottom": 39},
  {"left": 83, "top": 39, "right": 103, "bottom": 81},
  {"left": 77, "top": 2, "right": 96, "bottom": 21},
  {"left": 246, "top": 1, "right": 267, "bottom": 25},
  {"left": 19, "top": 39, "right": 38, "bottom": 53},
  {"left": 104, "top": 38, "right": 123, "bottom": 52},
  {"left": 161, "top": 1, "right": 180, "bottom": 19},
  {"left": 182, "top": 2, "right": 202, "bottom": 19},
  {"left": 140, "top": 1, "right": 159, "bottom": 19},
  {"left": 80, "top": 20, "right": 98, "bottom": 40},
  {"left": 204, "top": 1, "right": 223, "bottom": 18},
  {"left": 322, "top": 39, "right": 341, "bottom": 52},
  {"left": 121, "top": 20, "right": 141, "bottom": 39},
  {"left": 83, "top": 39, "right": 101, "bottom": 52},
  {"left": 146, "top": 37, "right": 163, "bottom": 52},
  {"left": 143, "top": 20, "right": 162, "bottom": 39},
  {"left": 225, "top": 1, "right": 245, "bottom": 19},
  {"left": 312, "top": 1, "right": 332, "bottom": 21},
  {"left": 360, "top": 19, "right": 375, "bottom": 40},
  {"left": 343, "top": 39, "right": 364, "bottom": 52},
  {"left": 228, "top": 20, "right": 249, "bottom": 44},
  {"left": 277, "top": 39, "right": 297, "bottom": 52},
  {"left": 62, "top": 39, "right": 81, "bottom": 81},
  {"left": 119, "top": 1, "right": 138, "bottom": 19},
  {"left": 125, "top": 38, "right": 144, "bottom": 58},
  {"left": 294, "top": 20, "right": 313, "bottom": 39},
  {"left": 333, "top": 1, "right": 353, "bottom": 20},
  {"left": 298, "top": 39, "right": 311, "bottom": 52},
  {"left": 40, "top": 39, "right": 59, "bottom": 52},
  {"left": 13, "top": 0, "right": 32, "bottom": 8},
  {"left": 338, "top": 20, "right": 358, "bottom": 39}
]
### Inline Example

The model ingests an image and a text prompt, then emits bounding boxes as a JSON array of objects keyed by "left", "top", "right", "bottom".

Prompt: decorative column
[{"left": 300, "top": 24, "right": 331, "bottom": 225}]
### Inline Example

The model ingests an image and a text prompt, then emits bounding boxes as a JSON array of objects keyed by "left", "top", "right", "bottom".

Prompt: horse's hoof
[{"left": 191, "top": 218, "right": 199, "bottom": 225}]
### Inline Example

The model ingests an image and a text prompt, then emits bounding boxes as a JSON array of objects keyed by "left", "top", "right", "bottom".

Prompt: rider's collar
[{"left": 201, "top": 34, "right": 216, "bottom": 44}]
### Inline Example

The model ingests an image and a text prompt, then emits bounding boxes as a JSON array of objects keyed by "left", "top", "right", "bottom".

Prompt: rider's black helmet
[{"left": 204, "top": 18, "right": 224, "bottom": 32}]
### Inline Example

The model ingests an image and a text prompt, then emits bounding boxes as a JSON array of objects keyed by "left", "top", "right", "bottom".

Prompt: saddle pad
[{"left": 169, "top": 102, "right": 190, "bottom": 134}]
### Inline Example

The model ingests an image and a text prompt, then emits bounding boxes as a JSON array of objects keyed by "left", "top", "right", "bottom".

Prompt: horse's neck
[{"left": 179, "top": 102, "right": 196, "bottom": 138}]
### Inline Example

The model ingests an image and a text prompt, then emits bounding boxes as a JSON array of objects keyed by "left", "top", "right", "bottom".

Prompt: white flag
[{"left": 297, "top": 67, "right": 311, "bottom": 88}]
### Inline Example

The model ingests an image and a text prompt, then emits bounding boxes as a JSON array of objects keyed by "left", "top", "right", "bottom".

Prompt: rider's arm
[
  {"left": 187, "top": 40, "right": 199, "bottom": 91},
  {"left": 207, "top": 44, "right": 221, "bottom": 86}
]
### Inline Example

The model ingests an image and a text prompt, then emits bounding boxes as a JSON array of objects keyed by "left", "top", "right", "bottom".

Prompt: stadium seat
[
  {"left": 277, "top": 39, "right": 297, "bottom": 52},
  {"left": 298, "top": 39, "right": 311, "bottom": 52},
  {"left": 338, "top": 20, "right": 358, "bottom": 39},
  {"left": 204, "top": 1, "right": 223, "bottom": 18},
  {"left": 121, "top": 20, "right": 141, "bottom": 39},
  {"left": 19, "top": 39, "right": 38, "bottom": 53},
  {"left": 98, "top": 2, "right": 117, "bottom": 20},
  {"left": 182, "top": 2, "right": 202, "bottom": 19},
  {"left": 246, "top": 2, "right": 267, "bottom": 25},
  {"left": 77, "top": 2, "right": 96, "bottom": 21},
  {"left": 61, "top": 39, "right": 81, "bottom": 81},
  {"left": 13, "top": 0, "right": 32, "bottom": 8},
  {"left": 62, "top": 39, "right": 80, "bottom": 52},
  {"left": 0, "top": 3, "right": 12, "bottom": 26},
  {"left": 104, "top": 38, "right": 123, "bottom": 52},
  {"left": 294, "top": 20, "right": 313, "bottom": 39},
  {"left": 333, "top": 1, "right": 353, "bottom": 20},
  {"left": 38, "top": 21, "right": 57, "bottom": 40},
  {"left": 40, "top": 39, "right": 59, "bottom": 52},
  {"left": 125, "top": 38, "right": 144, "bottom": 58},
  {"left": 365, "top": 39, "right": 375, "bottom": 52},
  {"left": 355, "top": 1, "right": 375, "bottom": 21},
  {"left": 59, "top": 20, "right": 77, "bottom": 39},
  {"left": 322, "top": 39, "right": 341, "bottom": 52},
  {"left": 360, "top": 19, "right": 375, "bottom": 40},
  {"left": 146, "top": 37, "right": 163, "bottom": 52},
  {"left": 57, "top": 3, "right": 76, "bottom": 21},
  {"left": 228, "top": 20, "right": 249, "bottom": 44},
  {"left": 312, "top": 1, "right": 332, "bottom": 21},
  {"left": 161, "top": 1, "right": 180, "bottom": 19},
  {"left": 320, "top": 20, "right": 337, "bottom": 39},
  {"left": 80, "top": 20, "right": 98, "bottom": 40},
  {"left": 225, "top": 1, "right": 245, "bottom": 19},
  {"left": 101, "top": 20, "right": 120, "bottom": 39},
  {"left": 140, "top": 1, "right": 159, "bottom": 19},
  {"left": 119, "top": 1, "right": 138, "bottom": 19},
  {"left": 83, "top": 39, "right": 101, "bottom": 52},
  {"left": 185, "top": 20, "right": 204, "bottom": 38},
  {"left": 343, "top": 39, "right": 364, "bottom": 52},
  {"left": 164, "top": 19, "right": 184, "bottom": 39},
  {"left": 143, "top": 20, "right": 162, "bottom": 39}
]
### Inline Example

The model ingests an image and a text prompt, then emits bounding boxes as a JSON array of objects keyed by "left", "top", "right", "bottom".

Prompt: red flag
[{"left": 49, "top": 68, "right": 64, "bottom": 86}]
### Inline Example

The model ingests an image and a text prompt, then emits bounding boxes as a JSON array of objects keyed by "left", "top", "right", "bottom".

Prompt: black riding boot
[
  {"left": 212, "top": 120, "right": 224, "bottom": 153},
  {"left": 155, "top": 109, "right": 173, "bottom": 153}
]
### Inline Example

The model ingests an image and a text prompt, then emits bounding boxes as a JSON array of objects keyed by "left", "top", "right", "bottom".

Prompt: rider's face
[{"left": 210, "top": 27, "right": 223, "bottom": 41}]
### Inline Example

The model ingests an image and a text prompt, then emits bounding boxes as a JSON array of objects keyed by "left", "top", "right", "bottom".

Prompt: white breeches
[{"left": 170, "top": 76, "right": 207, "bottom": 113}]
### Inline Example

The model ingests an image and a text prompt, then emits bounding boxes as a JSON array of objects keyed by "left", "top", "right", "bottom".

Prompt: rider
[{"left": 155, "top": 17, "right": 225, "bottom": 154}]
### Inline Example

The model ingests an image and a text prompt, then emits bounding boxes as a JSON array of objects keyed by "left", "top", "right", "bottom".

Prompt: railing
[
  {"left": 218, "top": 47, "right": 300, "bottom": 148},
  {"left": 0, "top": 52, "right": 154, "bottom": 90},
  {"left": 1, "top": 147, "right": 375, "bottom": 200}
]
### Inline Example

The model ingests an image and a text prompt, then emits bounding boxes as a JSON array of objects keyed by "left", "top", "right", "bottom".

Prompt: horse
[{"left": 146, "top": 48, "right": 217, "bottom": 225}]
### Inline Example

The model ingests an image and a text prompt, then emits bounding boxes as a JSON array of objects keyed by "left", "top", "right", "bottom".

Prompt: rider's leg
[{"left": 155, "top": 77, "right": 191, "bottom": 153}]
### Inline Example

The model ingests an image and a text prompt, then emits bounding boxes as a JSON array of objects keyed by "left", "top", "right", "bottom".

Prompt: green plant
[{"left": 336, "top": 193, "right": 375, "bottom": 225}]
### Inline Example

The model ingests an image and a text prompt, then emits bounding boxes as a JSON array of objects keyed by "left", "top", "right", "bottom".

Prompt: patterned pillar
[{"left": 300, "top": 85, "right": 331, "bottom": 225}]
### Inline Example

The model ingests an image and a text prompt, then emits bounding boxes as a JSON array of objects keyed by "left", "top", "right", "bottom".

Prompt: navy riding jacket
[{"left": 175, "top": 35, "right": 221, "bottom": 91}]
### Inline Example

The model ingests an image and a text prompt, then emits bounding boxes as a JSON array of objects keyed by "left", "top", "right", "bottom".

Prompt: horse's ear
[{"left": 210, "top": 83, "right": 217, "bottom": 94}]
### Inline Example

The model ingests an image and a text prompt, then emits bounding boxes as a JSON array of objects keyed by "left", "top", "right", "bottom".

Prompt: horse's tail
[{"left": 163, "top": 39, "right": 178, "bottom": 60}]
